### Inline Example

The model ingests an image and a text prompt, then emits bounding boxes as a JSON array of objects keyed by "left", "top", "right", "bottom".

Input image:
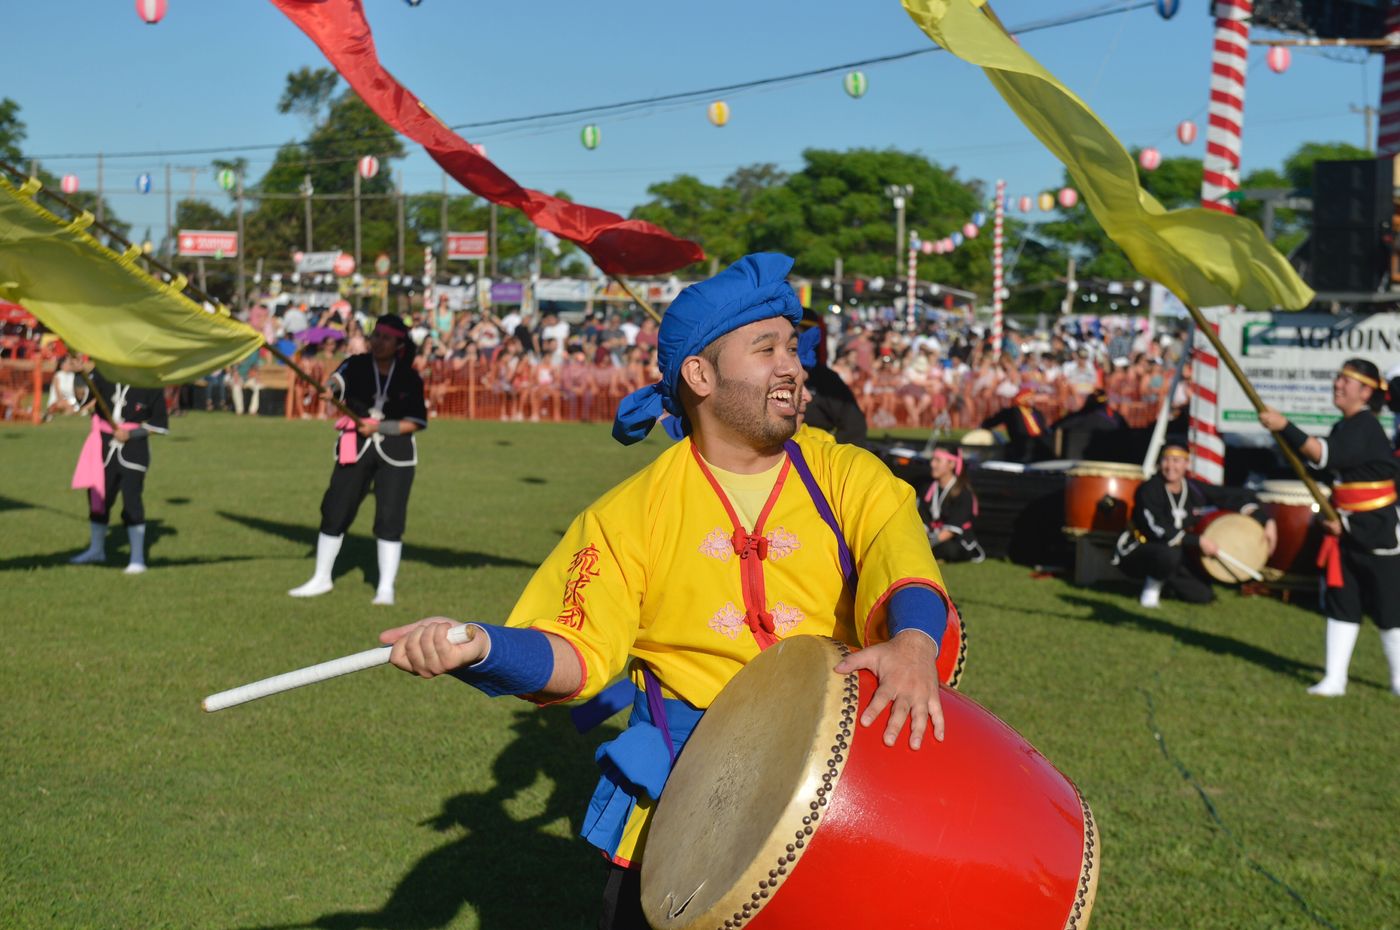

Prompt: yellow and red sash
[
  {"left": 1316, "top": 480, "right": 1398, "bottom": 587},
  {"left": 1017, "top": 403, "right": 1043, "bottom": 438}
]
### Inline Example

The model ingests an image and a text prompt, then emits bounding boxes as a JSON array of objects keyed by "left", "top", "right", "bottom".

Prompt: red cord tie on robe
[{"left": 1316, "top": 535, "right": 1344, "bottom": 589}]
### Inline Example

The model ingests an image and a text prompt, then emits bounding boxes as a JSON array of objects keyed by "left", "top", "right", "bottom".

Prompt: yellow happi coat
[{"left": 503, "top": 427, "right": 951, "bottom": 860}]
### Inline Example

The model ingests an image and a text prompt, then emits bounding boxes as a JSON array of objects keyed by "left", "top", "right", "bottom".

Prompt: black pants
[
  {"left": 1323, "top": 543, "right": 1400, "bottom": 629},
  {"left": 90, "top": 462, "right": 145, "bottom": 526},
  {"left": 599, "top": 863, "right": 647, "bottom": 930},
  {"left": 1122, "top": 541, "right": 1215, "bottom": 604},
  {"left": 933, "top": 535, "right": 985, "bottom": 564},
  {"left": 318, "top": 454, "right": 415, "bottom": 541}
]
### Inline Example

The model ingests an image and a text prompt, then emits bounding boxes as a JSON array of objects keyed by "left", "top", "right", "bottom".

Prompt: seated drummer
[
  {"left": 1113, "top": 443, "right": 1275, "bottom": 608},
  {"left": 920, "top": 447, "right": 986, "bottom": 563},
  {"left": 374, "top": 254, "right": 959, "bottom": 930},
  {"left": 981, "top": 386, "right": 1051, "bottom": 463},
  {"left": 1050, "top": 389, "right": 1126, "bottom": 460}
]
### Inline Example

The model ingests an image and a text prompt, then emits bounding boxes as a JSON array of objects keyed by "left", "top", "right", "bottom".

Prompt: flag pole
[
  {"left": 609, "top": 275, "right": 662, "bottom": 323},
  {"left": 1183, "top": 303, "right": 1339, "bottom": 523},
  {"left": 76, "top": 370, "right": 117, "bottom": 426},
  {"left": 0, "top": 159, "right": 364, "bottom": 427}
]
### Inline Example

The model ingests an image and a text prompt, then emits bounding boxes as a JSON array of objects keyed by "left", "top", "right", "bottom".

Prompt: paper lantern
[
  {"left": 1267, "top": 46, "right": 1291, "bottom": 74},
  {"left": 920, "top": 240, "right": 934, "bottom": 255},
  {"left": 1058, "top": 187, "right": 1079, "bottom": 209},
  {"left": 1018, "top": 195, "right": 1032, "bottom": 213},
  {"left": 707, "top": 101, "right": 730, "bottom": 127},
  {"left": 580, "top": 124, "right": 601, "bottom": 150},
  {"left": 962, "top": 223, "right": 979, "bottom": 239},
  {"left": 135, "top": 0, "right": 167, "bottom": 24},
  {"left": 1176, "top": 120, "right": 1197, "bottom": 145},
  {"left": 357, "top": 155, "right": 379, "bottom": 179},
  {"left": 61, "top": 174, "right": 79, "bottom": 195},
  {"left": 1038, "top": 192, "right": 1055, "bottom": 212},
  {"left": 951, "top": 232, "right": 964, "bottom": 247},
  {"left": 1155, "top": 0, "right": 1179, "bottom": 19},
  {"left": 971, "top": 211, "right": 987, "bottom": 227},
  {"left": 136, "top": 173, "right": 152, "bottom": 194},
  {"left": 1138, "top": 147, "right": 1162, "bottom": 171},
  {"left": 217, "top": 168, "right": 237, "bottom": 191},
  {"left": 843, "top": 71, "right": 867, "bottom": 98}
]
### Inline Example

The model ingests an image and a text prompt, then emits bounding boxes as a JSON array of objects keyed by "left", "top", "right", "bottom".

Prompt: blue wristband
[
  {"left": 449, "top": 625, "right": 554, "bottom": 697},
  {"left": 887, "top": 586, "right": 948, "bottom": 648}
]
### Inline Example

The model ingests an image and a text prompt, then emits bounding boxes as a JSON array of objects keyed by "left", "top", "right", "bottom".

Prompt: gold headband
[
  {"left": 1340, "top": 367, "right": 1383, "bottom": 391},
  {"left": 1160, "top": 446, "right": 1190, "bottom": 460}
]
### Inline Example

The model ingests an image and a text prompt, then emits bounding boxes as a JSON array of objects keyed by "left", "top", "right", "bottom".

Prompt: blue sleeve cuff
[
  {"left": 449, "top": 625, "right": 554, "bottom": 697},
  {"left": 887, "top": 586, "right": 948, "bottom": 649}
]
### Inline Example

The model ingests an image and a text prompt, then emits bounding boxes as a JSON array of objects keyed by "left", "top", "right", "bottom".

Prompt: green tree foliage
[{"left": 0, "top": 97, "right": 25, "bottom": 165}]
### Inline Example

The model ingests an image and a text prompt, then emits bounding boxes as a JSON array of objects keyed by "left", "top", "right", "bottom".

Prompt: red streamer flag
[{"left": 269, "top": 0, "right": 704, "bottom": 276}]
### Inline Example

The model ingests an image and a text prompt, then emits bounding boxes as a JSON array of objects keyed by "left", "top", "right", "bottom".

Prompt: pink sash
[
  {"left": 335, "top": 416, "right": 378, "bottom": 465},
  {"left": 71, "top": 415, "right": 139, "bottom": 510}
]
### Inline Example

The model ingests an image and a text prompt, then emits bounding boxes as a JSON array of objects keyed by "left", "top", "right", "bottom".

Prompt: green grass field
[{"left": 2, "top": 415, "right": 1396, "bottom": 930}]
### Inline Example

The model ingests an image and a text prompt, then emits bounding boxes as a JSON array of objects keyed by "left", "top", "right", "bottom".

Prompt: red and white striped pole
[
  {"left": 906, "top": 231, "right": 919, "bottom": 331},
  {"left": 992, "top": 179, "right": 1006, "bottom": 362},
  {"left": 1190, "top": 0, "right": 1251, "bottom": 485},
  {"left": 1377, "top": 4, "right": 1400, "bottom": 157}
]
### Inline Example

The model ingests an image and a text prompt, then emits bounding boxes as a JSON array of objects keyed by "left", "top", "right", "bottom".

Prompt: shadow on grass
[
  {"left": 0, "top": 519, "right": 238, "bottom": 572},
  {"left": 235, "top": 707, "right": 619, "bottom": 930},
  {"left": 217, "top": 511, "right": 536, "bottom": 572}
]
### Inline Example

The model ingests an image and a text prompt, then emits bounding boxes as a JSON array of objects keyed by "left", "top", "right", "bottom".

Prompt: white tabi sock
[
  {"left": 1378, "top": 628, "right": 1400, "bottom": 696},
  {"left": 372, "top": 539, "right": 402, "bottom": 606},
  {"left": 123, "top": 524, "right": 147, "bottom": 574},
  {"left": 70, "top": 521, "right": 107, "bottom": 564},
  {"left": 1308, "top": 618, "right": 1360, "bottom": 697},
  {"left": 1139, "top": 576, "right": 1163, "bottom": 609},
  {"left": 289, "top": 533, "right": 343, "bottom": 597}
]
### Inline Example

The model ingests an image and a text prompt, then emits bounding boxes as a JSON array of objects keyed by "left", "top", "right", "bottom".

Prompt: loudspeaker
[{"left": 1311, "top": 158, "right": 1394, "bottom": 293}]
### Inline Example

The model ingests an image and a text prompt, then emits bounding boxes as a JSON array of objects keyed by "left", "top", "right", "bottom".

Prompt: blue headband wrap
[{"left": 612, "top": 253, "right": 803, "bottom": 445}]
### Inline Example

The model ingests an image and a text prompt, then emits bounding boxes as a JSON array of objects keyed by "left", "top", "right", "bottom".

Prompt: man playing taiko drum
[{"left": 377, "top": 254, "right": 961, "bottom": 930}]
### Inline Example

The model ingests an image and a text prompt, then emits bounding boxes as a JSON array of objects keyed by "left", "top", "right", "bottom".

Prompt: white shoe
[
  {"left": 372, "top": 539, "right": 401, "bottom": 608},
  {"left": 371, "top": 590, "right": 395, "bottom": 606},
  {"left": 70, "top": 521, "right": 107, "bottom": 564},
  {"left": 123, "top": 563, "right": 147, "bottom": 575},
  {"left": 1139, "top": 577, "right": 1163, "bottom": 609},
  {"left": 289, "top": 577, "right": 334, "bottom": 598},
  {"left": 70, "top": 548, "right": 106, "bottom": 565},
  {"left": 1306, "top": 679, "right": 1346, "bottom": 697}
]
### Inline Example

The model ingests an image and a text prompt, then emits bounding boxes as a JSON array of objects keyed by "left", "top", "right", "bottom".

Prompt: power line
[{"left": 21, "top": 1, "right": 1154, "bottom": 164}]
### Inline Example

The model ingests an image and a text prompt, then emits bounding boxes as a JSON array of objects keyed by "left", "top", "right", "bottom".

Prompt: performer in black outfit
[
  {"left": 981, "top": 386, "right": 1050, "bottom": 463},
  {"left": 1113, "top": 444, "right": 1273, "bottom": 607},
  {"left": 919, "top": 447, "right": 985, "bottom": 563},
  {"left": 1051, "top": 389, "right": 1126, "bottom": 460},
  {"left": 1260, "top": 359, "right": 1400, "bottom": 697},
  {"left": 69, "top": 370, "right": 169, "bottom": 574},
  {"left": 289, "top": 314, "right": 427, "bottom": 606},
  {"left": 797, "top": 315, "right": 867, "bottom": 446}
]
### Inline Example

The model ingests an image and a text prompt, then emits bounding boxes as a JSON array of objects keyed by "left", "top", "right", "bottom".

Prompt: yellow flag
[
  {"left": 903, "top": 0, "right": 1315, "bottom": 311},
  {"left": 0, "top": 176, "right": 262, "bottom": 386}
]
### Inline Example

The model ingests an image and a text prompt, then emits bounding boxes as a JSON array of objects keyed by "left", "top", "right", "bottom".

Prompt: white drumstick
[
  {"left": 1213, "top": 548, "right": 1264, "bottom": 582},
  {"left": 202, "top": 623, "right": 475, "bottom": 713}
]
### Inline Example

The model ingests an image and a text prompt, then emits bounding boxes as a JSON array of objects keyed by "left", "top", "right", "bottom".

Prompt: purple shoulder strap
[
  {"left": 783, "top": 439, "right": 857, "bottom": 588},
  {"left": 640, "top": 662, "right": 676, "bottom": 762}
]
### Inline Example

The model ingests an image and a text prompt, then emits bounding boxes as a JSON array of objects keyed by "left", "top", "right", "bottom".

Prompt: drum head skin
[
  {"left": 642, "top": 636, "right": 1098, "bottom": 930},
  {"left": 959, "top": 428, "right": 998, "bottom": 447},
  {"left": 1198, "top": 513, "right": 1269, "bottom": 584}
]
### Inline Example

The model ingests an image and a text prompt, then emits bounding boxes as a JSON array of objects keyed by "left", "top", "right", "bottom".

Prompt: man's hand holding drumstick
[{"left": 381, "top": 619, "right": 584, "bottom": 698}]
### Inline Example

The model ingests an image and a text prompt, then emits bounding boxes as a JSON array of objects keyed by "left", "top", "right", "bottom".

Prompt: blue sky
[{"left": 4, "top": 1, "right": 1378, "bottom": 243}]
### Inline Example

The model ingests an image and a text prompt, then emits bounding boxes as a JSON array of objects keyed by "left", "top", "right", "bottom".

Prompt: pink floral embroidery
[
  {"left": 771, "top": 602, "right": 804, "bottom": 634},
  {"left": 764, "top": 527, "right": 800, "bottom": 561},
  {"left": 708, "top": 602, "right": 746, "bottom": 639},
  {"left": 699, "top": 528, "right": 733, "bottom": 562}
]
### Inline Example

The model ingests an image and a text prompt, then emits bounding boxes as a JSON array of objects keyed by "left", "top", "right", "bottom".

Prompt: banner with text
[{"left": 1217, "top": 312, "right": 1398, "bottom": 435}]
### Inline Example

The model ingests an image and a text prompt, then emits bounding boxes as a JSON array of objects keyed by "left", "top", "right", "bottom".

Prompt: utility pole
[
  {"left": 440, "top": 171, "right": 450, "bottom": 270},
  {"left": 395, "top": 170, "right": 405, "bottom": 273},
  {"left": 834, "top": 256, "right": 844, "bottom": 307},
  {"left": 489, "top": 202, "right": 498, "bottom": 277},
  {"left": 1351, "top": 103, "right": 1379, "bottom": 153},
  {"left": 96, "top": 152, "right": 104, "bottom": 225},
  {"left": 164, "top": 163, "right": 173, "bottom": 261},
  {"left": 1061, "top": 255, "right": 1077, "bottom": 314},
  {"left": 353, "top": 164, "right": 362, "bottom": 274},
  {"left": 884, "top": 184, "right": 913, "bottom": 277},
  {"left": 301, "top": 174, "right": 314, "bottom": 252},
  {"left": 235, "top": 170, "right": 247, "bottom": 311}
]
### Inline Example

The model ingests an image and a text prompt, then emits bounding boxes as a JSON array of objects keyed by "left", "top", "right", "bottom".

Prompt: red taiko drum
[
  {"left": 1259, "top": 480, "right": 1328, "bottom": 577},
  {"left": 1064, "top": 461, "right": 1143, "bottom": 536},
  {"left": 641, "top": 636, "right": 1098, "bottom": 930}
]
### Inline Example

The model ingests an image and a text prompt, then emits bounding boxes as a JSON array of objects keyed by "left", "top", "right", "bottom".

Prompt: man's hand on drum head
[
  {"left": 380, "top": 618, "right": 485, "bottom": 678},
  {"left": 833, "top": 630, "right": 945, "bottom": 750}
]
